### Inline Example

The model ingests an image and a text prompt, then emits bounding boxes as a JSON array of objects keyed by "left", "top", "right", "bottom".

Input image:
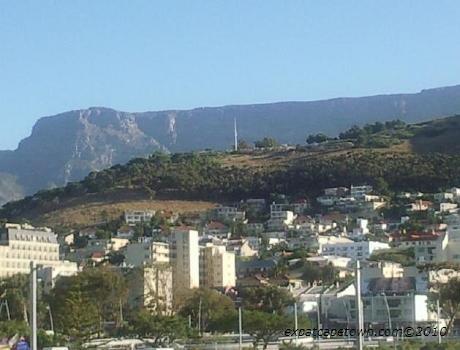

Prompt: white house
[{"left": 320, "top": 240, "right": 390, "bottom": 261}]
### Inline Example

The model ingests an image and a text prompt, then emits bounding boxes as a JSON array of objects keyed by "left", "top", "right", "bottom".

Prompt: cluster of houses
[{"left": 3, "top": 184, "right": 460, "bottom": 331}]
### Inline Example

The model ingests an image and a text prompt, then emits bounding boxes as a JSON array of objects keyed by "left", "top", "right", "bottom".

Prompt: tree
[
  {"left": 0, "top": 320, "right": 29, "bottom": 339},
  {"left": 244, "top": 310, "right": 288, "bottom": 349},
  {"left": 241, "top": 286, "right": 294, "bottom": 314},
  {"left": 0, "top": 274, "right": 29, "bottom": 322},
  {"left": 439, "top": 278, "right": 460, "bottom": 334},
  {"left": 254, "top": 137, "right": 279, "bottom": 149},
  {"left": 301, "top": 262, "right": 338, "bottom": 284},
  {"left": 129, "top": 309, "right": 187, "bottom": 346},
  {"left": 237, "top": 139, "right": 252, "bottom": 150},
  {"left": 306, "top": 133, "right": 329, "bottom": 144},
  {"left": 178, "top": 288, "right": 237, "bottom": 333},
  {"left": 50, "top": 267, "right": 128, "bottom": 339}
]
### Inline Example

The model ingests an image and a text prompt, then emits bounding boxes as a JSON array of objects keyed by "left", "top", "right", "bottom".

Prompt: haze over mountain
[{"left": 2, "top": 84, "right": 460, "bottom": 205}]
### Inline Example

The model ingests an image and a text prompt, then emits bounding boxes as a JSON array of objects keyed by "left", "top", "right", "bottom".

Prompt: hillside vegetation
[{"left": 2, "top": 115, "right": 460, "bottom": 223}]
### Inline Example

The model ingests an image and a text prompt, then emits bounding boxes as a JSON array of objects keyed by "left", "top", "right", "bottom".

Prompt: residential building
[
  {"left": 267, "top": 210, "right": 296, "bottom": 231},
  {"left": 350, "top": 185, "right": 373, "bottom": 199},
  {"left": 170, "top": 228, "right": 200, "bottom": 290},
  {"left": 320, "top": 240, "right": 390, "bottom": 261},
  {"left": 125, "top": 238, "right": 170, "bottom": 267},
  {"left": 324, "top": 187, "right": 349, "bottom": 197},
  {"left": 126, "top": 264, "right": 173, "bottom": 315},
  {"left": 203, "top": 221, "right": 230, "bottom": 239},
  {"left": 0, "top": 224, "right": 78, "bottom": 279},
  {"left": 214, "top": 206, "right": 246, "bottom": 221},
  {"left": 395, "top": 231, "right": 448, "bottom": 263},
  {"left": 200, "top": 243, "right": 236, "bottom": 288},
  {"left": 407, "top": 200, "right": 433, "bottom": 212},
  {"left": 124, "top": 210, "right": 155, "bottom": 225}
]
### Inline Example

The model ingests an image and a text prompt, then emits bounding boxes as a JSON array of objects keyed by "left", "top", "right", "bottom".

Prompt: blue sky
[{"left": 1, "top": 1, "right": 460, "bottom": 150}]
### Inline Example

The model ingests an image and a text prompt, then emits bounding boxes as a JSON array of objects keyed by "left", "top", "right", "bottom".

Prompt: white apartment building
[
  {"left": 124, "top": 210, "right": 155, "bottom": 225},
  {"left": 214, "top": 206, "right": 246, "bottom": 221},
  {"left": 199, "top": 243, "right": 236, "bottom": 289},
  {"left": 267, "top": 210, "right": 296, "bottom": 231},
  {"left": 125, "top": 238, "right": 170, "bottom": 267},
  {"left": 170, "top": 229, "right": 200, "bottom": 290},
  {"left": 350, "top": 185, "right": 373, "bottom": 199},
  {"left": 320, "top": 240, "right": 390, "bottom": 261},
  {"left": 127, "top": 263, "right": 173, "bottom": 315},
  {"left": 0, "top": 224, "right": 78, "bottom": 279}
]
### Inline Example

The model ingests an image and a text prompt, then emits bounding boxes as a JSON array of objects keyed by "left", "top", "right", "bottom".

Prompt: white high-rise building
[
  {"left": 170, "top": 228, "right": 200, "bottom": 290},
  {"left": 125, "top": 238, "right": 170, "bottom": 267},
  {"left": 200, "top": 243, "right": 236, "bottom": 289}
]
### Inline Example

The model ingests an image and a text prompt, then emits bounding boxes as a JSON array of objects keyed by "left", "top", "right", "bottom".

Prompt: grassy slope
[{"left": 3, "top": 115, "right": 460, "bottom": 228}]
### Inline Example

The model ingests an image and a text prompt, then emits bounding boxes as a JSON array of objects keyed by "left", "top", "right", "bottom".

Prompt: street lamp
[
  {"left": 46, "top": 304, "right": 54, "bottom": 334},
  {"left": 235, "top": 297, "right": 243, "bottom": 350},
  {"left": 381, "top": 292, "right": 395, "bottom": 350}
]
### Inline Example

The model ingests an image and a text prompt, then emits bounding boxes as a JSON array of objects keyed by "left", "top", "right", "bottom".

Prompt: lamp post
[
  {"left": 355, "top": 260, "right": 364, "bottom": 350},
  {"left": 294, "top": 302, "right": 298, "bottom": 341},
  {"left": 437, "top": 298, "right": 441, "bottom": 345},
  {"left": 381, "top": 292, "right": 395, "bottom": 350},
  {"left": 235, "top": 297, "right": 243, "bottom": 350},
  {"left": 29, "top": 261, "right": 37, "bottom": 350},
  {"left": 47, "top": 304, "right": 54, "bottom": 334}
]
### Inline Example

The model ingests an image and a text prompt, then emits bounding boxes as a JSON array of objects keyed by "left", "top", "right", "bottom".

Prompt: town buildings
[{"left": 0, "top": 224, "right": 78, "bottom": 280}]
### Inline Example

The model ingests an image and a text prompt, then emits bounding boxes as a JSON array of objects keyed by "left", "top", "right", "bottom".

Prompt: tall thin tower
[{"left": 233, "top": 117, "right": 238, "bottom": 151}]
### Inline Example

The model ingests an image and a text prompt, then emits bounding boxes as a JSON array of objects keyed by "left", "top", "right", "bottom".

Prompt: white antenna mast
[{"left": 234, "top": 117, "right": 238, "bottom": 151}]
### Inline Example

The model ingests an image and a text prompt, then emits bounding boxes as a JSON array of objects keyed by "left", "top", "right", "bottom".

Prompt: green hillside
[{"left": 2, "top": 115, "right": 460, "bottom": 223}]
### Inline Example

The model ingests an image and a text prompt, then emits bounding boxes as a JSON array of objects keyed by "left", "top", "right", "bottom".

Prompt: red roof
[
  {"left": 396, "top": 231, "right": 443, "bottom": 242},
  {"left": 91, "top": 251, "right": 105, "bottom": 259},
  {"left": 207, "top": 221, "right": 227, "bottom": 230}
]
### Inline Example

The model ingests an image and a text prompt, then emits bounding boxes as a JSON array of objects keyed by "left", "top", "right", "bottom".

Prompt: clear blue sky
[{"left": 1, "top": 0, "right": 460, "bottom": 150}]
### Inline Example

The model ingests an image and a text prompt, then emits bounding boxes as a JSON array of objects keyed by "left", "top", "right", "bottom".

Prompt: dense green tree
[
  {"left": 0, "top": 274, "right": 29, "bottom": 322},
  {"left": 178, "top": 288, "right": 237, "bottom": 333},
  {"left": 254, "top": 137, "right": 279, "bottom": 149},
  {"left": 306, "top": 133, "right": 329, "bottom": 144},
  {"left": 439, "top": 278, "right": 460, "bottom": 334},
  {"left": 241, "top": 286, "right": 294, "bottom": 314},
  {"left": 301, "top": 262, "right": 338, "bottom": 284},
  {"left": 243, "top": 310, "right": 289, "bottom": 350},
  {"left": 50, "top": 267, "right": 128, "bottom": 339},
  {"left": 128, "top": 309, "right": 188, "bottom": 346}
]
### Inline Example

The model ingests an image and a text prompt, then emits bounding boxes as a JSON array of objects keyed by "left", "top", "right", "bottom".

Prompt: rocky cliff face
[{"left": 2, "top": 84, "right": 460, "bottom": 205}]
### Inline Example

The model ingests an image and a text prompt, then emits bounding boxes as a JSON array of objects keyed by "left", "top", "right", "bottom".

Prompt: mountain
[{"left": 3, "top": 84, "right": 460, "bottom": 205}]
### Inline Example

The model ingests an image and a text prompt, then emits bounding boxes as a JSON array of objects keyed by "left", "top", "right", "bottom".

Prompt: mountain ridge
[{"left": 3, "top": 84, "right": 460, "bottom": 205}]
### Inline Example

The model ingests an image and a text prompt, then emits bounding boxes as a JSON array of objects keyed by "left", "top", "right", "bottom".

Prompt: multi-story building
[
  {"left": 395, "top": 231, "right": 448, "bottom": 263},
  {"left": 350, "top": 185, "right": 373, "bottom": 200},
  {"left": 214, "top": 206, "right": 246, "bottom": 222},
  {"left": 126, "top": 263, "right": 173, "bottom": 315},
  {"left": 199, "top": 243, "right": 236, "bottom": 289},
  {"left": 267, "top": 210, "right": 296, "bottom": 231},
  {"left": 124, "top": 210, "right": 155, "bottom": 225},
  {"left": 0, "top": 224, "right": 78, "bottom": 279},
  {"left": 320, "top": 240, "right": 390, "bottom": 261},
  {"left": 170, "top": 228, "right": 200, "bottom": 290},
  {"left": 125, "top": 238, "right": 170, "bottom": 267}
]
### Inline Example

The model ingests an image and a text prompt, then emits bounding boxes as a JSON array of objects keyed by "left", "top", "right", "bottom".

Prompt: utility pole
[
  {"left": 30, "top": 261, "right": 37, "bottom": 350},
  {"left": 294, "top": 302, "right": 298, "bottom": 340},
  {"left": 238, "top": 305, "right": 243, "bottom": 349},
  {"left": 382, "top": 292, "right": 395, "bottom": 350},
  {"left": 198, "top": 297, "right": 202, "bottom": 335},
  {"left": 437, "top": 299, "right": 442, "bottom": 345},
  {"left": 355, "top": 260, "right": 364, "bottom": 350}
]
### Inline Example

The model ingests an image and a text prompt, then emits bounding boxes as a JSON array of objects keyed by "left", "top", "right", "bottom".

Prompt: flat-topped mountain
[{"left": 2, "top": 84, "right": 460, "bottom": 205}]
